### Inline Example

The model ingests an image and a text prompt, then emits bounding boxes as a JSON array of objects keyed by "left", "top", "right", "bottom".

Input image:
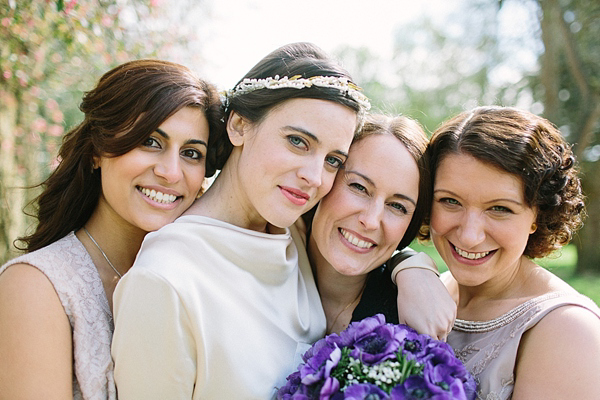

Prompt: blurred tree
[
  {"left": 0, "top": 0, "right": 208, "bottom": 263},
  {"left": 536, "top": 0, "right": 600, "bottom": 274},
  {"left": 336, "top": 0, "right": 599, "bottom": 273}
]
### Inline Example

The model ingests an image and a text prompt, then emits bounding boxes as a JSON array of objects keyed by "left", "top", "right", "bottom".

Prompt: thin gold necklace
[
  {"left": 326, "top": 281, "right": 367, "bottom": 334},
  {"left": 83, "top": 227, "right": 122, "bottom": 278}
]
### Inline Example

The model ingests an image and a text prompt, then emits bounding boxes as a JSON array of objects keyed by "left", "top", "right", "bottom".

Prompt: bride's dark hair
[{"left": 210, "top": 42, "right": 366, "bottom": 171}]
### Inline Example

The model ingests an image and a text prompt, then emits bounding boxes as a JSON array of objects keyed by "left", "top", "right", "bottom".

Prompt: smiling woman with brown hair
[
  {"left": 427, "top": 106, "right": 600, "bottom": 399},
  {"left": 307, "top": 113, "right": 439, "bottom": 335},
  {"left": 0, "top": 59, "right": 223, "bottom": 400}
]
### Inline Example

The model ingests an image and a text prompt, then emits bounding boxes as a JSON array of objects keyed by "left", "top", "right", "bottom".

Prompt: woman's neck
[
  {"left": 83, "top": 211, "right": 146, "bottom": 273},
  {"left": 185, "top": 157, "right": 269, "bottom": 233},
  {"left": 308, "top": 234, "right": 367, "bottom": 327},
  {"left": 77, "top": 210, "right": 146, "bottom": 312},
  {"left": 454, "top": 256, "right": 539, "bottom": 320}
]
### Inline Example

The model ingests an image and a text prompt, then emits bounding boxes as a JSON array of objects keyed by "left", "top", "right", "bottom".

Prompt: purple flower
[
  {"left": 277, "top": 314, "right": 476, "bottom": 400},
  {"left": 350, "top": 324, "right": 400, "bottom": 365},
  {"left": 344, "top": 383, "right": 390, "bottom": 399},
  {"left": 277, "top": 370, "right": 302, "bottom": 398},
  {"left": 336, "top": 314, "right": 387, "bottom": 347},
  {"left": 318, "top": 376, "right": 341, "bottom": 399},
  {"left": 397, "top": 327, "right": 431, "bottom": 361},
  {"left": 421, "top": 345, "right": 476, "bottom": 400},
  {"left": 390, "top": 376, "right": 436, "bottom": 399},
  {"left": 421, "top": 344, "right": 467, "bottom": 380},
  {"left": 300, "top": 344, "right": 341, "bottom": 385},
  {"left": 423, "top": 367, "right": 468, "bottom": 399}
]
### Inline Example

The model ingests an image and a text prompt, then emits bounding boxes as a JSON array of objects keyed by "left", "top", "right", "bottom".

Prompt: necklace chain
[
  {"left": 326, "top": 281, "right": 367, "bottom": 334},
  {"left": 83, "top": 227, "right": 122, "bottom": 278}
]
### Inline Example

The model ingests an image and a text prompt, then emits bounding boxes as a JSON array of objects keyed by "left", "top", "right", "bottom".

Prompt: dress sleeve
[
  {"left": 111, "top": 268, "right": 197, "bottom": 399},
  {"left": 387, "top": 248, "right": 439, "bottom": 284}
]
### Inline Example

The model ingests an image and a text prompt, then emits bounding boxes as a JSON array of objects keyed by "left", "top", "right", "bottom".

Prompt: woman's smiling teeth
[
  {"left": 340, "top": 228, "right": 374, "bottom": 249},
  {"left": 138, "top": 187, "right": 178, "bottom": 204},
  {"left": 453, "top": 244, "right": 491, "bottom": 260}
]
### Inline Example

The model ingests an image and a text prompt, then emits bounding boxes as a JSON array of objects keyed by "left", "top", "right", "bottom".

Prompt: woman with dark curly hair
[{"left": 424, "top": 106, "right": 600, "bottom": 399}]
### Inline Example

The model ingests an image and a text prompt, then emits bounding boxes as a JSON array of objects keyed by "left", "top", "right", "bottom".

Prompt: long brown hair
[{"left": 17, "top": 59, "right": 224, "bottom": 252}]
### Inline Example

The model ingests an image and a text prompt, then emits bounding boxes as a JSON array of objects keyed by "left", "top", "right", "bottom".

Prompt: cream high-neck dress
[{"left": 112, "top": 215, "right": 325, "bottom": 399}]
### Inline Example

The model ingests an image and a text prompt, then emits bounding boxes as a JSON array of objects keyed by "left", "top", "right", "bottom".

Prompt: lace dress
[
  {"left": 447, "top": 291, "right": 600, "bottom": 400},
  {"left": 0, "top": 232, "right": 116, "bottom": 400}
]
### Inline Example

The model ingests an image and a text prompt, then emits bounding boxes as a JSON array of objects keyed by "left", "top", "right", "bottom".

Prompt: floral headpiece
[{"left": 223, "top": 75, "right": 371, "bottom": 111}]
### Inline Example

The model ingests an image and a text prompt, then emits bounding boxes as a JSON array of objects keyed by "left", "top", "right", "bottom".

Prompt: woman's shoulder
[
  {"left": 0, "top": 262, "right": 58, "bottom": 298},
  {"left": 0, "top": 260, "right": 71, "bottom": 327},
  {"left": 0, "top": 232, "right": 109, "bottom": 323},
  {"left": 1, "top": 232, "right": 92, "bottom": 281},
  {"left": 527, "top": 263, "right": 579, "bottom": 292},
  {"left": 514, "top": 295, "right": 600, "bottom": 398},
  {"left": 525, "top": 269, "right": 600, "bottom": 325},
  {"left": 523, "top": 264, "right": 600, "bottom": 311}
]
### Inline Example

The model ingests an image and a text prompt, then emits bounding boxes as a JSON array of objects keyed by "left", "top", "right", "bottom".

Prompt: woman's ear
[{"left": 227, "top": 112, "right": 250, "bottom": 147}]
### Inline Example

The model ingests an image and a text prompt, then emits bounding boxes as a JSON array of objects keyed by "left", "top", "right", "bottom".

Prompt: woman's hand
[{"left": 394, "top": 268, "right": 456, "bottom": 340}]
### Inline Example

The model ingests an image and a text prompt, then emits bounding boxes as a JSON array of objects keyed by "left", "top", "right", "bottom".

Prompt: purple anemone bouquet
[{"left": 277, "top": 314, "right": 476, "bottom": 400}]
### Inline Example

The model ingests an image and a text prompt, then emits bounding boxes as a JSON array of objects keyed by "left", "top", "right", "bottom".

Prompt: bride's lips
[{"left": 279, "top": 185, "right": 310, "bottom": 206}]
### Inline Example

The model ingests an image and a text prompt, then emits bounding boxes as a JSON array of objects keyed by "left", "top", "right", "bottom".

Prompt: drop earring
[{"left": 530, "top": 223, "right": 537, "bottom": 233}]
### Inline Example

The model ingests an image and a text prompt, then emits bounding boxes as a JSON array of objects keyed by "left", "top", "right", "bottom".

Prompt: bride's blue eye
[
  {"left": 325, "top": 155, "right": 343, "bottom": 169},
  {"left": 288, "top": 135, "right": 308, "bottom": 149}
]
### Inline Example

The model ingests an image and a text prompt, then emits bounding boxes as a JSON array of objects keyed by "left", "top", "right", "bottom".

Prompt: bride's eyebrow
[{"left": 282, "top": 125, "right": 349, "bottom": 158}]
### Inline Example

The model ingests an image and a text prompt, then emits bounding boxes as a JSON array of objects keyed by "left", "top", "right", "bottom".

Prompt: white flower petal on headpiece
[{"left": 226, "top": 75, "right": 371, "bottom": 110}]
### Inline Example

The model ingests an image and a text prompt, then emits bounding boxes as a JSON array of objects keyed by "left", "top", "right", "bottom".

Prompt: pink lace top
[
  {"left": 448, "top": 291, "right": 600, "bottom": 400},
  {"left": 0, "top": 232, "right": 116, "bottom": 400}
]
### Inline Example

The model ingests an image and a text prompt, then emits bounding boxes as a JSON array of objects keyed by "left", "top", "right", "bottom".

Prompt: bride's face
[{"left": 229, "top": 98, "right": 357, "bottom": 230}]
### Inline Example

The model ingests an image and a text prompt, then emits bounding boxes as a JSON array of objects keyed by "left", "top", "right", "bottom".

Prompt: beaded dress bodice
[{"left": 447, "top": 291, "right": 600, "bottom": 400}]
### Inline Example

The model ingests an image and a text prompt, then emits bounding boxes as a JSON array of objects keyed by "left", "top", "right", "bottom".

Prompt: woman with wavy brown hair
[
  {"left": 0, "top": 59, "right": 223, "bottom": 400},
  {"left": 425, "top": 106, "right": 600, "bottom": 399}
]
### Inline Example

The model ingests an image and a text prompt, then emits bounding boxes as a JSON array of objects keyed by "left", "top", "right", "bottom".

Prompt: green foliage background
[{"left": 0, "top": 0, "right": 205, "bottom": 261}]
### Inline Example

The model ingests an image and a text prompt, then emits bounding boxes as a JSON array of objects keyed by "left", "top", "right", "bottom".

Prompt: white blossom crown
[{"left": 223, "top": 74, "right": 371, "bottom": 111}]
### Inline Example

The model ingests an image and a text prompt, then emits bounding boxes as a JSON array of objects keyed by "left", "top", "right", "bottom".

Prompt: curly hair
[
  {"left": 17, "top": 59, "right": 224, "bottom": 252},
  {"left": 423, "top": 106, "right": 585, "bottom": 258}
]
